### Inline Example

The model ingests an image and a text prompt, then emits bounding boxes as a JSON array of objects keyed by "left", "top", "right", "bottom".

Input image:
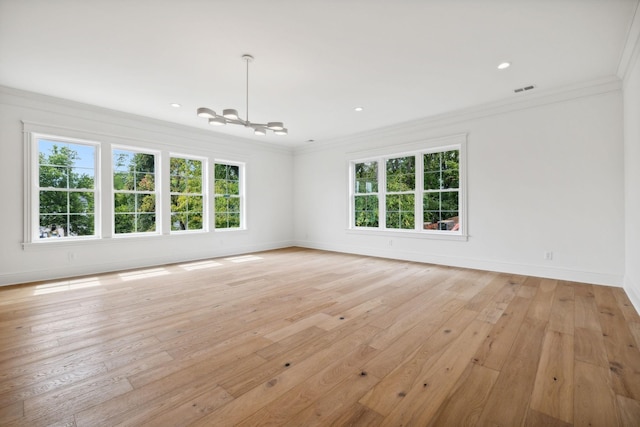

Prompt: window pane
[
  {"left": 137, "top": 172, "right": 155, "bottom": 191},
  {"left": 170, "top": 174, "right": 186, "bottom": 193},
  {"left": 40, "top": 191, "right": 67, "bottom": 214},
  {"left": 171, "top": 212, "right": 187, "bottom": 231},
  {"left": 424, "top": 152, "right": 441, "bottom": 172},
  {"left": 39, "top": 214, "right": 66, "bottom": 238},
  {"left": 134, "top": 153, "right": 155, "bottom": 173},
  {"left": 114, "top": 214, "right": 134, "bottom": 234},
  {"left": 227, "top": 197, "right": 240, "bottom": 213},
  {"left": 386, "top": 156, "right": 415, "bottom": 191},
  {"left": 113, "top": 171, "right": 131, "bottom": 190},
  {"left": 114, "top": 193, "right": 135, "bottom": 212},
  {"left": 386, "top": 194, "right": 414, "bottom": 229},
  {"left": 442, "top": 169, "right": 459, "bottom": 189},
  {"left": 69, "top": 214, "right": 94, "bottom": 236},
  {"left": 39, "top": 165, "right": 68, "bottom": 189},
  {"left": 423, "top": 190, "right": 459, "bottom": 231},
  {"left": 137, "top": 194, "right": 156, "bottom": 213},
  {"left": 187, "top": 176, "right": 202, "bottom": 193},
  {"left": 70, "top": 167, "right": 95, "bottom": 189},
  {"left": 355, "top": 162, "right": 378, "bottom": 193},
  {"left": 187, "top": 213, "right": 203, "bottom": 230},
  {"left": 170, "top": 157, "right": 186, "bottom": 174},
  {"left": 136, "top": 214, "right": 156, "bottom": 232},
  {"left": 441, "top": 191, "right": 459, "bottom": 211},
  {"left": 354, "top": 194, "right": 379, "bottom": 227},
  {"left": 69, "top": 192, "right": 94, "bottom": 214}
]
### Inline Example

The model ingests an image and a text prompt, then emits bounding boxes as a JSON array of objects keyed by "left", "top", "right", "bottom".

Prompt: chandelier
[{"left": 197, "top": 54, "right": 287, "bottom": 136}]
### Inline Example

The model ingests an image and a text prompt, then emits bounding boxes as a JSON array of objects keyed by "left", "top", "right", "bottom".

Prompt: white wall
[
  {"left": 294, "top": 81, "right": 626, "bottom": 286},
  {"left": 0, "top": 87, "right": 294, "bottom": 286},
  {"left": 623, "top": 38, "right": 640, "bottom": 309}
]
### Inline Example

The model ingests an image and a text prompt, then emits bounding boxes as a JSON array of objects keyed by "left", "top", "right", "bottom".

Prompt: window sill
[{"left": 345, "top": 228, "right": 468, "bottom": 242}]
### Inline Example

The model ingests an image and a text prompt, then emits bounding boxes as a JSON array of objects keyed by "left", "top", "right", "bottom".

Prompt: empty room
[{"left": 1, "top": 0, "right": 640, "bottom": 425}]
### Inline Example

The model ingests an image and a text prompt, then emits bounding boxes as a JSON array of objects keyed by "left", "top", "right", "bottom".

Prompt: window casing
[
  {"left": 113, "top": 148, "right": 159, "bottom": 235},
  {"left": 170, "top": 155, "right": 206, "bottom": 232},
  {"left": 214, "top": 162, "right": 244, "bottom": 229},
  {"left": 34, "top": 135, "right": 99, "bottom": 240},
  {"left": 350, "top": 140, "right": 465, "bottom": 237}
]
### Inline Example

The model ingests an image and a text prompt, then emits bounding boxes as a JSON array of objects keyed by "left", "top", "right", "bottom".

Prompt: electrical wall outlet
[{"left": 544, "top": 251, "right": 553, "bottom": 261}]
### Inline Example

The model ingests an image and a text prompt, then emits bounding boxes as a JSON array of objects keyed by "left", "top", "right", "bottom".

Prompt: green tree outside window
[{"left": 38, "top": 140, "right": 96, "bottom": 238}]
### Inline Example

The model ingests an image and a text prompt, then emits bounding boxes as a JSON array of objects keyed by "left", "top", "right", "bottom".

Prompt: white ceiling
[{"left": 1, "top": 0, "right": 638, "bottom": 147}]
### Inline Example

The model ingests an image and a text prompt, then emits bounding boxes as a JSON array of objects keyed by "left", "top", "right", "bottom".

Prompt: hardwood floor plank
[
  {"left": 616, "top": 394, "right": 640, "bottom": 427},
  {"left": 473, "top": 295, "right": 531, "bottom": 371},
  {"left": 548, "top": 282, "right": 575, "bottom": 335},
  {"left": 236, "top": 343, "right": 378, "bottom": 426},
  {"left": 526, "top": 278, "right": 558, "bottom": 322},
  {"left": 574, "top": 360, "right": 620, "bottom": 427},
  {"left": 523, "top": 409, "right": 572, "bottom": 427},
  {"left": 359, "top": 308, "right": 478, "bottom": 415},
  {"left": 530, "top": 330, "right": 575, "bottom": 424},
  {"left": 378, "top": 320, "right": 493, "bottom": 426},
  {"left": 0, "top": 248, "right": 638, "bottom": 426},
  {"left": 574, "top": 326, "right": 609, "bottom": 368},
  {"left": 594, "top": 286, "right": 640, "bottom": 400},
  {"left": 427, "top": 363, "right": 500, "bottom": 427},
  {"left": 137, "top": 385, "right": 233, "bottom": 427},
  {"left": 476, "top": 317, "right": 547, "bottom": 427}
]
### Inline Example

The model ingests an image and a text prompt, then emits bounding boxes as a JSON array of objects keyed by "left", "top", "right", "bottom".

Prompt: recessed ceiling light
[
  {"left": 170, "top": 103, "right": 182, "bottom": 108},
  {"left": 354, "top": 107, "right": 364, "bottom": 112},
  {"left": 497, "top": 62, "right": 511, "bottom": 70}
]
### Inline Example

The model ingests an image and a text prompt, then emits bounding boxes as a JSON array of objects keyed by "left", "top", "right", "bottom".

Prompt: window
[
  {"left": 385, "top": 156, "right": 416, "bottom": 229},
  {"left": 354, "top": 161, "right": 379, "bottom": 227},
  {"left": 170, "top": 156, "right": 205, "bottom": 231},
  {"left": 37, "top": 137, "right": 97, "bottom": 239},
  {"left": 214, "top": 162, "right": 243, "bottom": 229},
  {"left": 350, "top": 140, "right": 464, "bottom": 237},
  {"left": 113, "top": 148, "right": 158, "bottom": 234},
  {"left": 423, "top": 150, "right": 460, "bottom": 231}
]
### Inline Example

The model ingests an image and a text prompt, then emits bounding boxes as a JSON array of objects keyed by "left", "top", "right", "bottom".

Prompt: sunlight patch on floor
[
  {"left": 118, "top": 267, "right": 170, "bottom": 281},
  {"left": 179, "top": 260, "right": 223, "bottom": 271},
  {"left": 33, "top": 277, "right": 102, "bottom": 295},
  {"left": 224, "top": 255, "right": 263, "bottom": 263}
]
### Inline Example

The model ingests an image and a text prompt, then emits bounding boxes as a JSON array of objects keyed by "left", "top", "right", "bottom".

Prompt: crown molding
[
  {"left": 0, "top": 85, "right": 293, "bottom": 156},
  {"left": 295, "top": 75, "right": 622, "bottom": 156}
]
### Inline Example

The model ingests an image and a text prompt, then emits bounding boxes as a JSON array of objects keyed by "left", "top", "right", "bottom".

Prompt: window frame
[
  {"left": 213, "top": 160, "right": 246, "bottom": 231},
  {"left": 169, "top": 153, "right": 208, "bottom": 233},
  {"left": 27, "top": 133, "right": 101, "bottom": 243},
  {"left": 348, "top": 137, "right": 467, "bottom": 240},
  {"left": 111, "top": 145, "right": 161, "bottom": 237}
]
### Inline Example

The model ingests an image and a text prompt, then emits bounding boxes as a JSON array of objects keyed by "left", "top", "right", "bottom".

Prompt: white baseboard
[
  {"left": 0, "top": 240, "right": 294, "bottom": 287},
  {"left": 294, "top": 240, "right": 624, "bottom": 287}
]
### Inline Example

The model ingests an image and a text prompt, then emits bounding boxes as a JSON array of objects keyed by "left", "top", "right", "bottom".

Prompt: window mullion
[
  {"left": 416, "top": 154, "right": 423, "bottom": 231},
  {"left": 380, "top": 157, "right": 386, "bottom": 229}
]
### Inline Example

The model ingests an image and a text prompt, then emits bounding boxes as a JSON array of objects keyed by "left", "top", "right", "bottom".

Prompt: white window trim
[
  {"left": 25, "top": 132, "right": 102, "bottom": 244},
  {"left": 168, "top": 153, "right": 209, "bottom": 234},
  {"left": 111, "top": 145, "right": 162, "bottom": 237},
  {"left": 348, "top": 135, "right": 467, "bottom": 241},
  {"left": 213, "top": 159, "right": 246, "bottom": 231}
]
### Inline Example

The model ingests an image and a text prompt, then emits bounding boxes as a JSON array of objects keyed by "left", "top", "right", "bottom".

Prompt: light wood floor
[{"left": 1, "top": 248, "right": 639, "bottom": 426}]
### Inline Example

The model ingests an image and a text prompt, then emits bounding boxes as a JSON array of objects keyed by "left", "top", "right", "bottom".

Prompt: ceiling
[{"left": 1, "top": 0, "right": 638, "bottom": 147}]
